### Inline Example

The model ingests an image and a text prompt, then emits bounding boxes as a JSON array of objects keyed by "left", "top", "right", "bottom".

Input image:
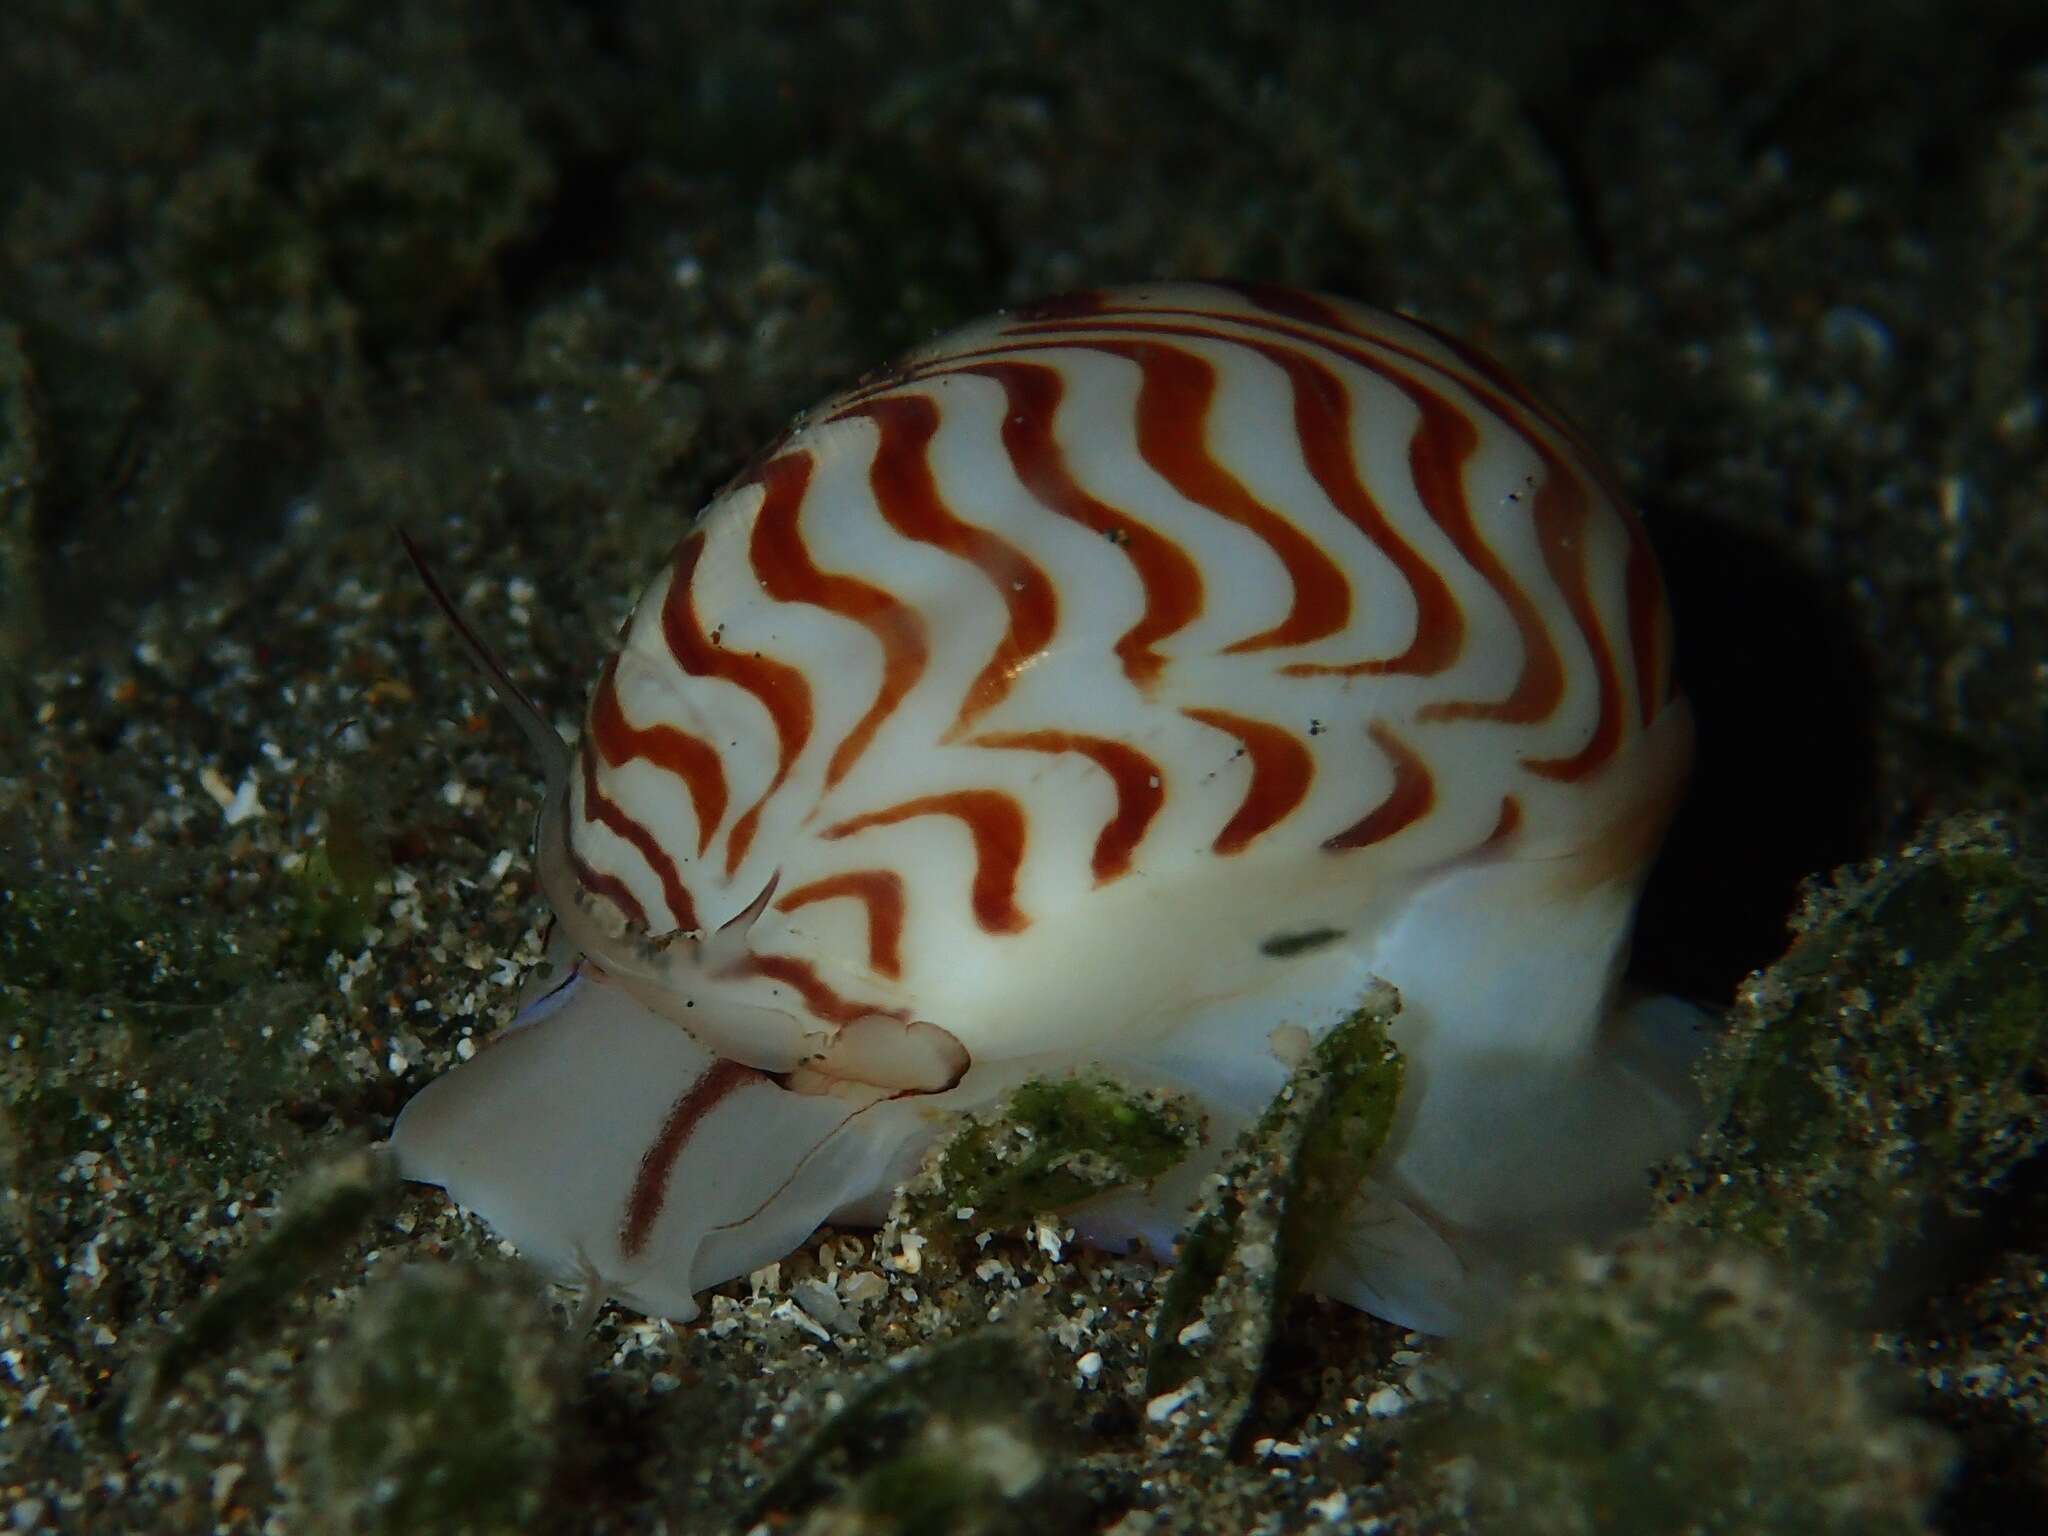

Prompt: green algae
[
  {"left": 0, "top": 841, "right": 277, "bottom": 1010},
  {"left": 281, "top": 794, "right": 389, "bottom": 968},
  {"left": 0, "top": 819, "right": 365, "bottom": 1454},
  {"left": 897, "top": 1074, "right": 1202, "bottom": 1244},
  {"left": 1655, "top": 815, "right": 2048, "bottom": 1314},
  {"left": 748, "top": 1327, "right": 1092, "bottom": 1535},
  {"left": 1145, "top": 986, "right": 1404, "bottom": 1447},
  {"left": 134, "top": 1149, "right": 400, "bottom": 1420},
  {"left": 0, "top": 833, "right": 324, "bottom": 1228},
  {"left": 1405, "top": 1235, "right": 1954, "bottom": 1536},
  {"left": 278, "top": 1262, "right": 566, "bottom": 1536},
  {"left": 844, "top": 1419, "right": 1048, "bottom": 1536}
]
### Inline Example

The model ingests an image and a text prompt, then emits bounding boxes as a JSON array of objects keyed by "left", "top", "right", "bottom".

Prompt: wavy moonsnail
[{"left": 391, "top": 282, "right": 1706, "bottom": 1333}]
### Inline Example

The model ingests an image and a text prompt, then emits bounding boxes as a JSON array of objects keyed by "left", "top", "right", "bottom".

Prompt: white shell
[{"left": 394, "top": 282, "right": 1704, "bottom": 1332}]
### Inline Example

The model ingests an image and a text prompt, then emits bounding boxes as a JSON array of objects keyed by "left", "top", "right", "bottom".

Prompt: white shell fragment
[{"left": 393, "top": 281, "right": 1706, "bottom": 1332}]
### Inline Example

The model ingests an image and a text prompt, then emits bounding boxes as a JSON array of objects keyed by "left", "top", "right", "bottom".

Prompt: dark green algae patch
[
  {"left": 277, "top": 1263, "right": 568, "bottom": 1536},
  {"left": 130, "top": 1150, "right": 402, "bottom": 1420},
  {"left": 1653, "top": 813, "right": 2048, "bottom": 1316},
  {"left": 743, "top": 1327, "right": 1098, "bottom": 1536},
  {"left": 0, "top": 826, "right": 364, "bottom": 1284},
  {"left": 1402, "top": 1235, "right": 1957, "bottom": 1536}
]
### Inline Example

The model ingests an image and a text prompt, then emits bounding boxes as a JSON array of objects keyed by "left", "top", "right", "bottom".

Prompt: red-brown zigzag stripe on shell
[{"left": 391, "top": 282, "right": 1708, "bottom": 1335}]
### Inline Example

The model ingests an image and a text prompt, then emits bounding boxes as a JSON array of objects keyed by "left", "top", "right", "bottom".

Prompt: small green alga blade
[{"left": 1144, "top": 983, "right": 1404, "bottom": 1445}]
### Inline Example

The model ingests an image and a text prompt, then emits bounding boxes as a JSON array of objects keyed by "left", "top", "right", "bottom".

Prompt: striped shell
[{"left": 394, "top": 281, "right": 1703, "bottom": 1332}]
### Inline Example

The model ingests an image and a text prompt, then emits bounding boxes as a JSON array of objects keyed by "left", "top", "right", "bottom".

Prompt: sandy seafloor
[{"left": 2, "top": 3, "right": 2046, "bottom": 1532}]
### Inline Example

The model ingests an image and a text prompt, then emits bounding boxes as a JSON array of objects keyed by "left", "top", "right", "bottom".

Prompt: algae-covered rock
[
  {"left": 1144, "top": 985, "right": 1404, "bottom": 1449},
  {"left": 751, "top": 1327, "right": 1094, "bottom": 1536},
  {"left": 1409, "top": 1235, "right": 1954, "bottom": 1536},
  {"left": 1654, "top": 814, "right": 2048, "bottom": 1313},
  {"left": 823, "top": 1416, "right": 1046, "bottom": 1536},
  {"left": 894, "top": 1073, "right": 1202, "bottom": 1246},
  {"left": 134, "top": 1148, "right": 400, "bottom": 1418},
  {"left": 277, "top": 1262, "right": 566, "bottom": 1536}
]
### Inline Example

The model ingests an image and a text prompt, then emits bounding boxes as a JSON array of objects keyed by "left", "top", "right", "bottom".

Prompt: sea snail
[{"left": 391, "top": 281, "right": 1707, "bottom": 1334}]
